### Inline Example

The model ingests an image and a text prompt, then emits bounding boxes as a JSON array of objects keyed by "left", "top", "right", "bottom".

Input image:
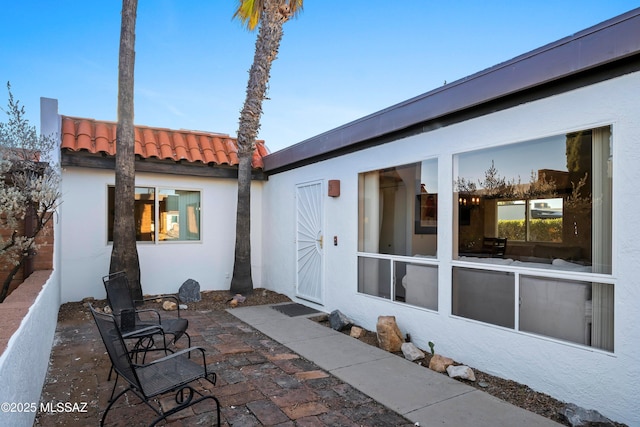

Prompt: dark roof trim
[
  {"left": 61, "top": 151, "right": 268, "bottom": 181},
  {"left": 264, "top": 8, "right": 640, "bottom": 173}
]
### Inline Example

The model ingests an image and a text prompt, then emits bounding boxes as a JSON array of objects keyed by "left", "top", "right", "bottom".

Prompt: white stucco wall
[
  {"left": 59, "top": 167, "right": 263, "bottom": 302},
  {"left": 0, "top": 271, "right": 59, "bottom": 427},
  {"left": 260, "top": 71, "right": 640, "bottom": 425}
]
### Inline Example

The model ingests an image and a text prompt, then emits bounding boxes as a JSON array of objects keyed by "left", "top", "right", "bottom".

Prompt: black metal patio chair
[
  {"left": 89, "top": 304, "right": 220, "bottom": 426},
  {"left": 102, "top": 271, "right": 191, "bottom": 352}
]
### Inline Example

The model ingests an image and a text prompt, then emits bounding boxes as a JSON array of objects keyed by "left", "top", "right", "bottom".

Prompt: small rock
[
  {"left": 478, "top": 381, "right": 489, "bottom": 388},
  {"left": 179, "top": 304, "right": 187, "bottom": 310},
  {"left": 329, "top": 310, "right": 353, "bottom": 331},
  {"left": 103, "top": 305, "right": 112, "bottom": 314},
  {"left": 446, "top": 365, "right": 476, "bottom": 381},
  {"left": 162, "top": 300, "right": 177, "bottom": 311},
  {"left": 401, "top": 342, "right": 425, "bottom": 361},
  {"left": 228, "top": 294, "right": 246, "bottom": 308},
  {"left": 376, "top": 315, "right": 405, "bottom": 352},
  {"left": 350, "top": 326, "right": 365, "bottom": 338},
  {"left": 313, "top": 313, "right": 329, "bottom": 322},
  {"left": 428, "top": 354, "right": 454, "bottom": 373},
  {"left": 178, "top": 279, "right": 201, "bottom": 303},
  {"left": 81, "top": 297, "right": 95, "bottom": 303}
]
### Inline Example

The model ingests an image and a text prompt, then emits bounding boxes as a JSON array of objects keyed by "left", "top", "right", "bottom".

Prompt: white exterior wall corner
[
  {"left": 260, "top": 71, "right": 640, "bottom": 426},
  {"left": 261, "top": 173, "right": 297, "bottom": 297},
  {"left": 59, "top": 167, "right": 265, "bottom": 302},
  {"left": 250, "top": 180, "right": 264, "bottom": 289}
]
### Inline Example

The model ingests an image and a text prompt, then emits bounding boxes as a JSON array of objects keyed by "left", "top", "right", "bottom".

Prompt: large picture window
[
  {"left": 455, "top": 126, "right": 612, "bottom": 274},
  {"left": 357, "top": 159, "right": 438, "bottom": 309},
  {"left": 453, "top": 126, "right": 614, "bottom": 351},
  {"left": 108, "top": 186, "right": 201, "bottom": 242}
]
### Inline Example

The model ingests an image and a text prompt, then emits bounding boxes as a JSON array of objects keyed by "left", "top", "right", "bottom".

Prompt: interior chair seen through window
[{"left": 482, "top": 237, "right": 507, "bottom": 258}]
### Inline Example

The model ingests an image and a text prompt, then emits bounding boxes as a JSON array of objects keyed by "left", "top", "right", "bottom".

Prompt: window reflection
[
  {"left": 455, "top": 127, "right": 612, "bottom": 274},
  {"left": 158, "top": 189, "right": 201, "bottom": 241},
  {"left": 108, "top": 186, "right": 201, "bottom": 242},
  {"left": 496, "top": 198, "right": 563, "bottom": 243},
  {"left": 359, "top": 159, "right": 438, "bottom": 257}
]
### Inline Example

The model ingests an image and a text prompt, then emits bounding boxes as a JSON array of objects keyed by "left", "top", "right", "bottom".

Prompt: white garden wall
[
  {"left": 0, "top": 272, "right": 60, "bottom": 427},
  {"left": 261, "top": 70, "right": 640, "bottom": 425}
]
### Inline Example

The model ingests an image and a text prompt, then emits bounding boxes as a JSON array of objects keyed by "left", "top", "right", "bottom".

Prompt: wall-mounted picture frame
[{"left": 415, "top": 193, "right": 437, "bottom": 234}]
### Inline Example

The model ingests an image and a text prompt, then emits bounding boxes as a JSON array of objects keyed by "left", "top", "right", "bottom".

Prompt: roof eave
[{"left": 263, "top": 8, "right": 640, "bottom": 173}]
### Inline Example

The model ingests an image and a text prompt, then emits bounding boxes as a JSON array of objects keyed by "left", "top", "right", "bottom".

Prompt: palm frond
[
  {"left": 234, "top": 0, "right": 303, "bottom": 30},
  {"left": 233, "top": 0, "right": 263, "bottom": 30}
]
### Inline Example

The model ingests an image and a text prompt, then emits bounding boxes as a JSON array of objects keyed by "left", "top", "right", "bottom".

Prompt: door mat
[{"left": 271, "top": 303, "right": 321, "bottom": 317}]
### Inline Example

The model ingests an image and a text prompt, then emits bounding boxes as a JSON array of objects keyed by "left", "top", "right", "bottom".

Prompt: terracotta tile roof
[{"left": 60, "top": 116, "right": 268, "bottom": 169}]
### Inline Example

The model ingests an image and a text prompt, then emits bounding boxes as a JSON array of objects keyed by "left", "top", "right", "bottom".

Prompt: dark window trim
[{"left": 62, "top": 151, "right": 267, "bottom": 181}]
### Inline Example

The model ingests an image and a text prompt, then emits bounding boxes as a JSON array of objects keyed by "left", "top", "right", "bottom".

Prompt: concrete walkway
[{"left": 229, "top": 304, "right": 561, "bottom": 427}]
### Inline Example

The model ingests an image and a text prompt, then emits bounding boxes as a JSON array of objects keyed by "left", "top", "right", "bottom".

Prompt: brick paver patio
[{"left": 35, "top": 306, "right": 414, "bottom": 426}]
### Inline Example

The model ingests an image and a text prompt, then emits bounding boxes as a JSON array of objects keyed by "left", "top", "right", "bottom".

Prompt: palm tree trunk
[
  {"left": 230, "top": 153, "right": 254, "bottom": 294},
  {"left": 230, "top": 2, "right": 287, "bottom": 295},
  {"left": 110, "top": 0, "right": 141, "bottom": 300}
]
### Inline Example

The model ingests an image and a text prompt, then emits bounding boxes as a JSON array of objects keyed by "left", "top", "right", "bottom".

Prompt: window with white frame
[
  {"left": 108, "top": 186, "right": 201, "bottom": 242},
  {"left": 357, "top": 159, "right": 439, "bottom": 310},
  {"left": 454, "top": 126, "right": 612, "bottom": 272},
  {"left": 452, "top": 126, "right": 614, "bottom": 351}
]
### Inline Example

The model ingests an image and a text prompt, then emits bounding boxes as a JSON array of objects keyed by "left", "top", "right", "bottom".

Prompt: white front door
[{"left": 295, "top": 180, "right": 324, "bottom": 304}]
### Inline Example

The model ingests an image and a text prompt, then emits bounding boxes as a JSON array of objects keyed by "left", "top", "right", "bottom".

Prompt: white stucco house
[
  {"left": 42, "top": 113, "right": 270, "bottom": 302},
  {"left": 42, "top": 8, "right": 640, "bottom": 425}
]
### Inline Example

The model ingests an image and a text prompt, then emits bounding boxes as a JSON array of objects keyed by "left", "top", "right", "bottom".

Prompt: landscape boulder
[
  {"left": 178, "top": 279, "right": 201, "bottom": 303},
  {"left": 329, "top": 310, "right": 353, "bottom": 331},
  {"left": 428, "top": 354, "right": 454, "bottom": 373},
  {"left": 376, "top": 315, "right": 404, "bottom": 352},
  {"left": 350, "top": 326, "right": 365, "bottom": 338},
  {"left": 401, "top": 342, "right": 425, "bottom": 361},
  {"left": 560, "top": 403, "right": 615, "bottom": 427},
  {"left": 446, "top": 365, "right": 476, "bottom": 381}
]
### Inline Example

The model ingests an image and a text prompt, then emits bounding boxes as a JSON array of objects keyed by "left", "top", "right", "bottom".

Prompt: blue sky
[{"left": 1, "top": 1, "right": 638, "bottom": 153}]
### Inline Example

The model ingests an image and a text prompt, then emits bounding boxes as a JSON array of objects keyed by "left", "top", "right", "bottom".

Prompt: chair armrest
[
  {"left": 121, "top": 324, "right": 164, "bottom": 339},
  {"left": 135, "top": 346, "right": 207, "bottom": 369},
  {"left": 134, "top": 347, "right": 215, "bottom": 385}
]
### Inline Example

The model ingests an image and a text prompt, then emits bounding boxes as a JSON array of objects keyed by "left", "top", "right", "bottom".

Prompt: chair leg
[
  {"left": 185, "top": 332, "right": 191, "bottom": 357},
  {"left": 168, "top": 331, "right": 192, "bottom": 357},
  {"left": 148, "top": 391, "right": 221, "bottom": 427},
  {"left": 103, "top": 371, "right": 220, "bottom": 426},
  {"left": 172, "top": 331, "right": 192, "bottom": 357},
  {"left": 100, "top": 385, "right": 131, "bottom": 427},
  {"left": 137, "top": 336, "right": 156, "bottom": 364},
  {"left": 108, "top": 372, "right": 121, "bottom": 402}
]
